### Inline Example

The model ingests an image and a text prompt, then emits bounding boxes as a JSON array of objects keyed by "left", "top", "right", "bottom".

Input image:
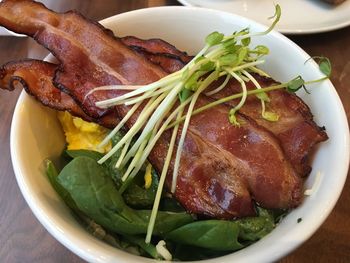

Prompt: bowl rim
[{"left": 10, "top": 5, "right": 350, "bottom": 263}]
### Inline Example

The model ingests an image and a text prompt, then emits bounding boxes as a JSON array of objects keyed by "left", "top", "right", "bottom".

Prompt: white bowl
[{"left": 10, "top": 6, "right": 350, "bottom": 263}]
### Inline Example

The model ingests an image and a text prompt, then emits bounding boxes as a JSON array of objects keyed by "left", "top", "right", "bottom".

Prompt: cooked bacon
[
  {"left": 0, "top": 59, "right": 120, "bottom": 129},
  {"left": 120, "top": 36, "right": 192, "bottom": 73},
  {"left": 0, "top": 60, "right": 88, "bottom": 118},
  {"left": 0, "top": 0, "right": 166, "bottom": 118},
  {"left": 127, "top": 48, "right": 188, "bottom": 73},
  {"left": 123, "top": 37, "right": 328, "bottom": 176},
  {"left": 120, "top": 36, "right": 191, "bottom": 65},
  {"left": 207, "top": 76, "right": 328, "bottom": 176},
  {"left": 0, "top": 0, "right": 306, "bottom": 218}
]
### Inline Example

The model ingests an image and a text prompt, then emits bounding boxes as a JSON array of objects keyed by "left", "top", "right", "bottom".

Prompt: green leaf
[
  {"left": 57, "top": 156, "right": 193, "bottom": 236},
  {"left": 199, "top": 61, "right": 215, "bottom": 71},
  {"left": 65, "top": 149, "right": 103, "bottom": 161},
  {"left": 287, "top": 76, "right": 305, "bottom": 92},
  {"left": 166, "top": 208, "right": 275, "bottom": 252},
  {"left": 205, "top": 31, "right": 224, "bottom": 46},
  {"left": 225, "top": 44, "right": 242, "bottom": 54},
  {"left": 237, "top": 47, "right": 248, "bottom": 65},
  {"left": 179, "top": 88, "right": 193, "bottom": 103},
  {"left": 318, "top": 57, "right": 331, "bottom": 77},
  {"left": 222, "top": 38, "right": 237, "bottom": 50},
  {"left": 166, "top": 220, "right": 243, "bottom": 251},
  {"left": 241, "top": 37, "right": 251, "bottom": 46},
  {"left": 45, "top": 159, "right": 78, "bottom": 211},
  {"left": 184, "top": 70, "right": 206, "bottom": 91},
  {"left": 236, "top": 27, "right": 250, "bottom": 37},
  {"left": 305, "top": 56, "right": 332, "bottom": 78},
  {"left": 218, "top": 53, "right": 238, "bottom": 67},
  {"left": 252, "top": 45, "right": 269, "bottom": 55},
  {"left": 123, "top": 168, "right": 159, "bottom": 208}
]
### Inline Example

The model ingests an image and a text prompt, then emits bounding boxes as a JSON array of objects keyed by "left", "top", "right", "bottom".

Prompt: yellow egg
[{"left": 57, "top": 111, "right": 111, "bottom": 153}]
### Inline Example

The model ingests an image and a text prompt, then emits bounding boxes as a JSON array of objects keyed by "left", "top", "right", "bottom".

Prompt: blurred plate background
[{"left": 177, "top": 0, "right": 350, "bottom": 34}]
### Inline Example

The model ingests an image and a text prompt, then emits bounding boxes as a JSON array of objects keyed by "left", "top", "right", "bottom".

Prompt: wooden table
[{"left": 0, "top": 1, "right": 349, "bottom": 262}]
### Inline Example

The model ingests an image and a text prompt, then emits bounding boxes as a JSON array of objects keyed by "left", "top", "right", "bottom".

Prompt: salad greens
[{"left": 46, "top": 130, "right": 283, "bottom": 260}]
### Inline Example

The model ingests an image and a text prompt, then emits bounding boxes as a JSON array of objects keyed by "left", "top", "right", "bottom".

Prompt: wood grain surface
[{"left": 0, "top": 1, "right": 349, "bottom": 262}]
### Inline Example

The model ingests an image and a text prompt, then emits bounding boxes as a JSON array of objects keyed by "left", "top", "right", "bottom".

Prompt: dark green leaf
[
  {"left": 65, "top": 149, "right": 103, "bottom": 161},
  {"left": 172, "top": 244, "right": 230, "bottom": 261},
  {"left": 287, "top": 76, "right": 305, "bottom": 92},
  {"left": 241, "top": 37, "right": 251, "bottom": 46},
  {"left": 166, "top": 220, "right": 243, "bottom": 251},
  {"left": 57, "top": 156, "right": 193, "bottom": 236},
  {"left": 45, "top": 159, "right": 78, "bottom": 211},
  {"left": 123, "top": 168, "right": 159, "bottom": 208},
  {"left": 305, "top": 56, "right": 332, "bottom": 77},
  {"left": 318, "top": 57, "right": 331, "bottom": 77},
  {"left": 159, "top": 197, "right": 185, "bottom": 213},
  {"left": 178, "top": 88, "right": 193, "bottom": 103}
]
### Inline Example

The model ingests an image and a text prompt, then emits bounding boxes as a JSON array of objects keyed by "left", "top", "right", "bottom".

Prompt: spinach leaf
[
  {"left": 159, "top": 197, "right": 185, "bottom": 213},
  {"left": 123, "top": 168, "right": 159, "bottom": 208},
  {"left": 57, "top": 156, "right": 193, "bottom": 236},
  {"left": 171, "top": 244, "right": 230, "bottom": 261},
  {"left": 165, "top": 220, "right": 243, "bottom": 251},
  {"left": 65, "top": 149, "right": 104, "bottom": 161},
  {"left": 65, "top": 149, "right": 160, "bottom": 209},
  {"left": 165, "top": 208, "right": 275, "bottom": 251},
  {"left": 45, "top": 159, "right": 78, "bottom": 211}
]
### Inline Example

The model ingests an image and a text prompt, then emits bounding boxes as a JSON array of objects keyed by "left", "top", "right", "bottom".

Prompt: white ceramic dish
[
  {"left": 177, "top": 0, "right": 350, "bottom": 34},
  {"left": 10, "top": 6, "right": 349, "bottom": 263}
]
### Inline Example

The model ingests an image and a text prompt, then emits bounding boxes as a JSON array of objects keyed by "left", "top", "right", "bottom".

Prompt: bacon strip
[
  {"left": 0, "top": 59, "right": 120, "bottom": 129},
  {"left": 123, "top": 36, "right": 328, "bottom": 176},
  {"left": 0, "top": 0, "right": 305, "bottom": 218},
  {"left": 120, "top": 36, "right": 192, "bottom": 65},
  {"left": 207, "top": 76, "right": 328, "bottom": 176}
]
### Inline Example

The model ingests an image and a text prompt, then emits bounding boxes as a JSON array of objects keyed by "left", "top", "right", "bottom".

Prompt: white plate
[
  {"left": 177, "top": 0, "right": 350, "bottom": 34},
  {"left": 10, "top": 6, "right": 349, "bottom": 263}
]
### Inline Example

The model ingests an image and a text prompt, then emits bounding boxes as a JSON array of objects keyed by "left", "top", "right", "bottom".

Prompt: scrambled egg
[
  {"left": 57, "top": 111, "right": 111, "bottom": 153},
  {"left": 58, "top": 111, "right": 152, "bottom": 186}
]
